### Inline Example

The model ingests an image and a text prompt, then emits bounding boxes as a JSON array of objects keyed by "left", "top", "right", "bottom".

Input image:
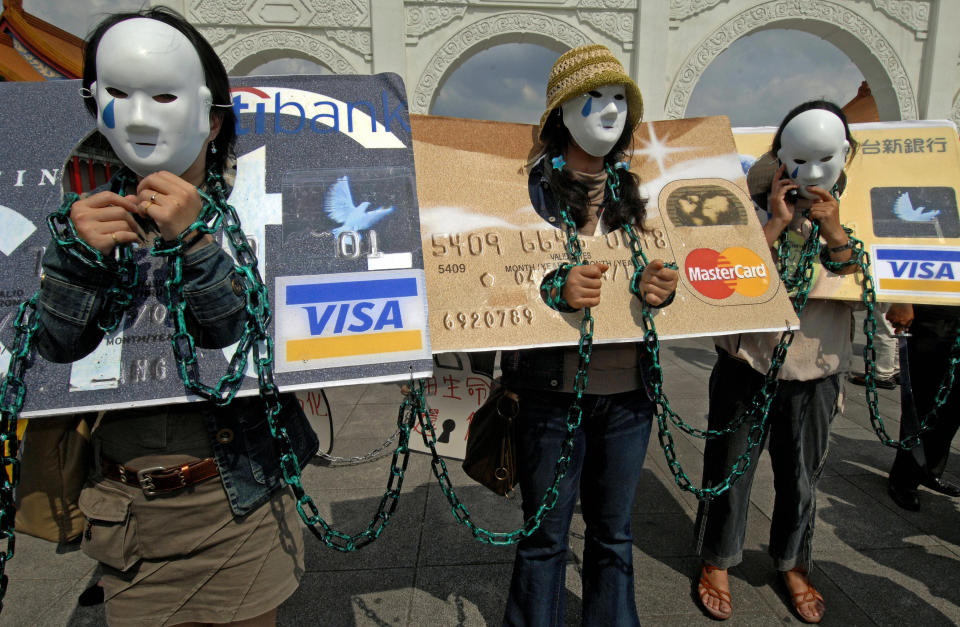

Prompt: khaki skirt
[
  {"left": 79, "top": 408, "right": 305, "bottom": 625},
  {"left": 80, "top": 472, "right": 304, "bottom": 627}
]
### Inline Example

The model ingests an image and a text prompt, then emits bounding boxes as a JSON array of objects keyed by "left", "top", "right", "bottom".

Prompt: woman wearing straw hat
[{"left": 499, "top": 44, "right": 678, "bottom": 626}]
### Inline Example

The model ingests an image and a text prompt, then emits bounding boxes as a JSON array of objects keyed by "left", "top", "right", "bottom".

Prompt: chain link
[
  {"left": 776, "top": 217, "right": 821, "bottom": 317},
  {"left": 151, "top": 170, "right": 416, "bottom": 551},
  {"left": 48, "top": 177, "right": 140, "bottom": 334},
  {"left": 315, "top": 428, "right": 402, "bottom": 466},
  {"left": 152, "top": 175, "right": 263, "bottom": 407},
  {"left": 0, "top": 293, "right": 40, "bottom": 610},
  {"left": 622, "top": 224, "right": 810, "bottom": 501},
  {"left": 0, "top": 174, "right": 147, "bottom": 610},
  {"left": 0, "top": 168, "right": 413, "bottom": 611},
  {"left": 413, "top": 206, "right": 594, "bottom": 544},
  {"left": 832, "top": 234, "right": 960, "bottom": 448}
]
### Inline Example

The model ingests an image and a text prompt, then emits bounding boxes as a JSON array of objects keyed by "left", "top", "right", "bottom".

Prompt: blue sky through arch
[{"left": 685, "top": 29, "right": 864, "bottom": 126}]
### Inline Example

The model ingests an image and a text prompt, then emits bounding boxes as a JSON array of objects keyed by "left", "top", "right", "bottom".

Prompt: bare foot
[
  {"left": 782, "top": 568, "right": 824, "bottom": 623},
  {"left": 697, "top": 562, "right": 732, "bottom": 620}
]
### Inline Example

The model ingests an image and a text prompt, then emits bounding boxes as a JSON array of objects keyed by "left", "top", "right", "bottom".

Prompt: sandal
[
  {"left": 783, "top": 568, "right": 824, "bottom": 624},
  {"left": 697, "top": 562, "right": 732, "bottom": 620}
]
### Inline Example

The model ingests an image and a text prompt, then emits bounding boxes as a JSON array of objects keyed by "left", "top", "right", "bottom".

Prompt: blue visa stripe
[
  {"left": 875, "top": 248, "right": 960, "bottom": 262},
  {"left": 286, "top": 278, "right": 419, "bottom": 305}
]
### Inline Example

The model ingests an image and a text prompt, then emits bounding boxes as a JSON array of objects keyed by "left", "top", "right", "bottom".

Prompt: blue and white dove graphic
[
  {"left": 893, "top": 191, "right": 940, "bottom": 223},
  {"left": 323, "top": 176, "right": 394, "bottom": 237}
]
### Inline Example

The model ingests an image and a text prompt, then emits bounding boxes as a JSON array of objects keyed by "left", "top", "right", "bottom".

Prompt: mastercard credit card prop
[
  {"left": 0, "top": 75, "right": 431, "bottom": 418},
  {"left": 414, "top": 114, "right": 799, "bottom": 353},
  {"left": 734, "top": 121, "right": 960, "bottom": 305}
]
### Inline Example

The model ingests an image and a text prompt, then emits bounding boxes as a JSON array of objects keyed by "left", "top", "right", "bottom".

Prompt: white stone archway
[
  {"left": 410, "top": 12, "right": 591, "bottom": 114},
  {"left": 169, "top": 0, "right": 960, "bottom": 125},
  {"left": 664, "top": 1, "right": 917, "bottom": 121}
]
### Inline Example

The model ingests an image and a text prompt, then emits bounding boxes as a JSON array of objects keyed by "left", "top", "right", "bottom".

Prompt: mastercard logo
[{"left": 685, "top": 247, "right": 770, "bottom": 299}]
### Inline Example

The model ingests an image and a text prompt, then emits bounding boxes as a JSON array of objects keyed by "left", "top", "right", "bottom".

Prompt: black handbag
[{"left": 462, "top": 386, "right": 519, "bottom": 497}]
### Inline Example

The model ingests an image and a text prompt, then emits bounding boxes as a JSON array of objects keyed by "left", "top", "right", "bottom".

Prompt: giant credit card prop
[
  {"left": 734, "top": 121, "right": 960, "bottom": 305},
  {"left": 413, "top": 115, "right": 799, "bottom": 353},
  {"left": 0, "top": 75, "right": 431, "bottom": 418}
]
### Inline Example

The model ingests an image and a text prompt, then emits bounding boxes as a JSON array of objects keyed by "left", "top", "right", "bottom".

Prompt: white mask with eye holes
[
  {"left": 776, "top": 108, "right": 850, "bottom": 200},
  {"left": 92, "top": 18, "right": 212, "bottom": 178},
  {"left": 560, "top": 84, "right": 628, "bottom": 158}
]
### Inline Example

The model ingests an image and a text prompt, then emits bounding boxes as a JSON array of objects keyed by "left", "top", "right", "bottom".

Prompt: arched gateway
[{"left": 173, "top": 0, "right": 960, "bottom": 125}]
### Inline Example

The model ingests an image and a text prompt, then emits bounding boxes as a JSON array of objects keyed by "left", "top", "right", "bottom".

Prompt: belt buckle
[{"left": 136, "top": 466, "right": 168, "bottom": 496}]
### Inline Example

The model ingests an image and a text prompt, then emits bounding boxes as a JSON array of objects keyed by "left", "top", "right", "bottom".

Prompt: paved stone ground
[{"left": 4, "top": 332, "right": 960, "bottom": 626}]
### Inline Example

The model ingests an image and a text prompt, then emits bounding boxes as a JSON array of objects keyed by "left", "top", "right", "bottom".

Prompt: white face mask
[
  {"left": 93, "top": 18, "right": 212, "bottom": 177},
  {"left": 776, "top": 109, "right": 850, "bottom": 200},
  {"left": 560, "top": 84, "right": 627, "bottom": 158}
]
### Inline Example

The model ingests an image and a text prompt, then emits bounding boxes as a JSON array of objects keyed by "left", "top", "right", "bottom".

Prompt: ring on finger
[
  {"left": 150, "top": 193, "right": 157, "bottom": 203},
  {"left": 110, "top": 232, "right": 118, "bottom": 244}
]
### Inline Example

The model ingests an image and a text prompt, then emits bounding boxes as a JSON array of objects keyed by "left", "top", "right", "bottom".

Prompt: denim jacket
[
  {"left": 37, "top": 180, "right": 318, "bottom": 517},
  {"left": 500, "top": 160, "right": 668, "bottom": 394}
]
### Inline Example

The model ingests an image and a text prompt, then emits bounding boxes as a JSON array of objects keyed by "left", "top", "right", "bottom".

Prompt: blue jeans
[{"left": 503, "top": 388, "right": 653, "bottom": 627}]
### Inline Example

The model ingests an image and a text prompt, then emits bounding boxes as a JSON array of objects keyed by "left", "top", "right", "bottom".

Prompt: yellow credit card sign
[{"left": 734, "top": 121, "right": 960, "bottom": 305}]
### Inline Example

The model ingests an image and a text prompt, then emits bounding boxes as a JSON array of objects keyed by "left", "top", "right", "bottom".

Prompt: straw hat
[{"left": 538, "top": 44, "right": 643, "bottom": 140}]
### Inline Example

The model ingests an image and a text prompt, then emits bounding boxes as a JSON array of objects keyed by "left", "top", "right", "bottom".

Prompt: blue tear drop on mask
[
  {"left": 581, "top": 98, "right": 592, "bottom": 117},
  {"left": 791, "top": 166, "right": 799, "bottom": 179},
  {"left": 103, "top": 99, "right": 116, "bottom": 129}
]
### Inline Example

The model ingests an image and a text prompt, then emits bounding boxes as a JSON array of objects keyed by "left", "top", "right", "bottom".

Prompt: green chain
[
  {"left": 776, "top": 220, "right": 821, "bottom": 316},
  {"left": 0, "top": 172, "right": 146, "bottom": 611},
  {"left": 828, "top": 234, "right": 960, "bottom": 448},
  {"left": 148, "top": 170, "right": 414, "bottom": 551},
  {"left": 0, "top": 293, "right": 41, "bottom": 611},
  {"left": 151, "top": 174, "right": 263, "bottom": 407},
  {"left": 47, "top": 173, "right": 140, "bottom": 333},
  {"left": 414, "top": 205, "right": 594, "bottom": 544},
  {"left": 540, "top": 264, "right": 576, "bottom": 312},
  {"left": 622, "top": 224, "right": 807, "bottom": 501}
]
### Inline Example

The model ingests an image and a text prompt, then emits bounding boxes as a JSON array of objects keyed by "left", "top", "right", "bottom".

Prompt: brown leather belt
[{"left": 101, "top": 457, "right": 219, "bottom": 496}]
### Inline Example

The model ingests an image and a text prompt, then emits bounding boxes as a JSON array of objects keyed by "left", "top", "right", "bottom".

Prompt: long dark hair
[
  {"left": 532, "top": 107, "right": 647, "bottom": 231},
  {"left": 81, "top": 7, "right": 236, "bottom": 175},
  {"left": 772, "top": 99, "right": 859, "bottom": 163}
]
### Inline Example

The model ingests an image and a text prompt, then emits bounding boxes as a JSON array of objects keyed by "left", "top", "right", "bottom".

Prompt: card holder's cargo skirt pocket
[{"left": 78, "top": 481, "right": 139, "bottom": 572}]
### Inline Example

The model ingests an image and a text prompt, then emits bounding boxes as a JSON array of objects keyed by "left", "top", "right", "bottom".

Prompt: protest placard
[
  {"left": 413, "top": 114, "right": 800, "bottom": 354},
  {"left": 734, "top": 120, "right": 960, "bottom": 305},
  {"left": 0, "top": 75, "right": 431, "bottom": 417}
]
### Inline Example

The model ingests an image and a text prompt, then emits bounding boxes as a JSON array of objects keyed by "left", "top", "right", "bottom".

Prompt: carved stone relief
[
  {"left": 307, "top": 0, "right": 370, "bottom": 27},
  {"left": 190, "top": 0, "right": 253, "bottom": 26},
  {"left": 670, "top": 0, "right": 725, "bottom": 21},
  {"left": 665, "top": 0, "right": 918, "bottom": 120},
  {"left": 670, "top": 0, "right": 930, "bottom": 37},
  {"left": 576, "top": 10, "right": 634, "bottom": 49},
  {"left": 577, "top": 0, "right": 636, "bottom": 8},
  {"left": 405, "top": 5, "right": 468, "bottom": 40},
  {"left": 411, "top": 11, "right": 592, "bottom": 113},
  {"left": 872, "top": 0, "right": 929, "bottom": 38},
  {"left": 327, "top": 29, "right": 372, "bottom": 58},
  {"left": 197, "top": 26, "right": 238, "bottom": 47},
  {"left": 218, "top": 30, "right": 359, "bottom": 74}
]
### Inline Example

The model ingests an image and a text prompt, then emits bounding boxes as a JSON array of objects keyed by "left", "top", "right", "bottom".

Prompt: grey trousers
[{"left": 694, "top": 349, "right": 839, "bottom": 572}]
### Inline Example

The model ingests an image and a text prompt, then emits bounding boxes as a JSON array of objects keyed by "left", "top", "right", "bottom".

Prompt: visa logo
[
  {"left": 872, "top": 246, "right": 960, "bottom": 296},
  {"left": 275, "top": 271, "right": 429, "bottom": 370},
  {"left": 888, "top": 261, "right": 956, "bottom": 280},
  {"left": 286, "top": 277, "right": 417, "bottom": 336},
  {"left": 303, "top": 300, "right": 403, "bottom": 335}
]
